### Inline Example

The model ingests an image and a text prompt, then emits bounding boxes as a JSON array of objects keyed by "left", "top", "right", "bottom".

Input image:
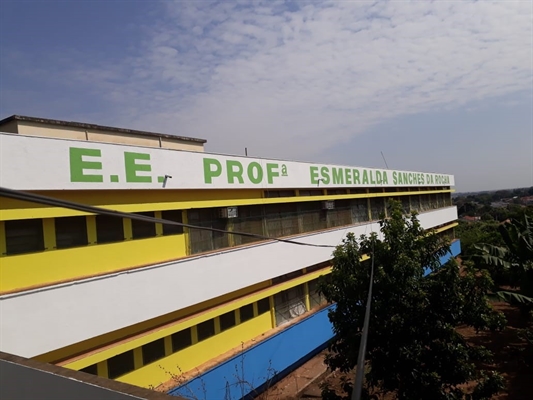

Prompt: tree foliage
[
  {"left": 475, "top": 214, "right": 533, "bottom": 303},
  {"left": 319, "top": 201, "right": 506, "bottom": 400}
]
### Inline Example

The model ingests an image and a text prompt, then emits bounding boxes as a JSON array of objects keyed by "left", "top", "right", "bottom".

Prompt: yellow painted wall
[
  {"left": 117, "top": 313, "right": 271, "bottom": 389},
  {"left": 0, "top": 234, "right": 187, "bottom": 292}
]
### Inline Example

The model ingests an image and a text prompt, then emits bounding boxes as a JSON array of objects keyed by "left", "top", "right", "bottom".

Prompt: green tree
[
  {"left": 320, "top": 201, "right": 505, "bottom": 400},
  {"left": 475, "top": 214, "right": 533, "bottom": 303}
]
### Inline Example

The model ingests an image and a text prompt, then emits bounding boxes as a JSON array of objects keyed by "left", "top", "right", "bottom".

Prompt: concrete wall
[
  {"left": 15, "top": 121, "right": 204, "bottom": 152},
  {"left": 0, "top": 207, "right": 457, "bottom": 358}
]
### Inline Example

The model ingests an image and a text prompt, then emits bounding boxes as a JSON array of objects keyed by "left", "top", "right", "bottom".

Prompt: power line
[{"left": 0, "top": 187, "right": 336, "bottom": 249}]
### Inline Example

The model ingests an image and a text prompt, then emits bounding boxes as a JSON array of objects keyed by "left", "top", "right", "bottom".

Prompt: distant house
[{"left": 461, "top": 216, "right": 481, "bottom": 222}]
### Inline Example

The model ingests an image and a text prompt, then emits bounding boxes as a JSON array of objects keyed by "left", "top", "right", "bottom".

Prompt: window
[
  {"left": 327, "top": 189, "right": 347, "bottom": 195},
  {"left": 299, "top": 202, "right": 327, "bottom": 233},
  {"left": 351, "top": 199, "right": 369, "bottom": 223},
  {"left": 308, "top": 279, "right": 327, "bottom": 308},
  {"left": 171, "top": 329, "right": 192, "bottom": 352},
  {"left": 131, "top": 212, "right": 156, "bottom": 239},
  {"left": 264, "top": 203, "right": 299, "bottom": 237},
  {"left": 232, "top": 205, "right": 264, "bottom": 246},
  {"left": 239, "top": 304, "right": 254, "bottom": 323},
  {"left": 264, "top": 190, "right": 295, "bottom": 198},
  {"left": 5, "top": 219, "right": 44, "bottom": 255},
  {"left": 80, "top": 364, "right": 97, "bottom": 376},
  {"left": 299, "top": 190, "right": 323, "bottom": 196},
  {"left": 142, "top": 338, "right": 165, "bottom": 365},
  {"left": 401, "top": 197, "right": 410, "bottom": 214},
  {"left": 107, "top": 351, "right": 135, "bottom": 379},
  {"left": 188, "top": 209, "right": 229, "bottom": 254},
  {"left": 327, "top": 199, "right": 353, "bottom": 228},
  {"left": 197, "top": 319, "right": 215, "bottom": 341},
  {"left": 96, "top": 215, "right": 124, "bottom": 244},
  {"left": 369, "top": 198, "right": 385, "bottom": 221},
  {"left": 274, "top": 285, "right": 307, "bottom": 326},
  {"left": 55, "top": 216, "right": 88, "bottom": 249},
  {"left": 162, "top": 210, "right": 184, "bottom": 235},
  {"left": 257, "top": 298, "right": 270, "bottom": 315},
  {"left": 219, "top": 311, "right": 236, "bottom": 332}
]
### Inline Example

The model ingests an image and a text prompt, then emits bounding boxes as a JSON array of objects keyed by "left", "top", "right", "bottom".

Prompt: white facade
[
  {"left": 0, "top": 207, "right": 457, "bottom": 358},
  {"left": 0, "top": 133, "right": 454, "bottom": 191}
]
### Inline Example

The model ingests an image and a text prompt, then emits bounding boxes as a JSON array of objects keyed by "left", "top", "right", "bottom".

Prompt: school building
[{"left": 0, "top": 116, "right": 460, "bottom": 399}]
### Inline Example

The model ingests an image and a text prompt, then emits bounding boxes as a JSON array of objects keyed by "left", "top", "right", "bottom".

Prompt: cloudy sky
[{"left": 0, "top": 0, "right": 531, "bottom": 192}]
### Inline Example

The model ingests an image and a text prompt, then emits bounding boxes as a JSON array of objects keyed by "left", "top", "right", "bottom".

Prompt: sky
[{"left": 0, "top": 0, "right": 531, "bottom": 192}]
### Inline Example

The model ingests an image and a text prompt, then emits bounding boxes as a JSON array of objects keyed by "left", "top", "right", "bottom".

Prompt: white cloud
[{"left": 6, "top": 0, "right": 533, "bottom": 163}]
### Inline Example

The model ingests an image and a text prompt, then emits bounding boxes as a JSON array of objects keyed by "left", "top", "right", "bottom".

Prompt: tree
[
  {"left": 475, "top": 214, "right": 533, "bottom": 304},
  {"left": 319, "top": 201, "right": 506, "bottom": 400}
]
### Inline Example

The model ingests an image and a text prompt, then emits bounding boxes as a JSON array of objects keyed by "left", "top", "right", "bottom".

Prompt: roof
[{"left": 0, "top": 115, "right": 207, "bottom": 144}]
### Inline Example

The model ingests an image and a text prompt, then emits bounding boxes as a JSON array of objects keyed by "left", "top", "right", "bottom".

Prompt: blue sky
[{"left": 1, "top": 0, "right": 531, "bottom": 192}]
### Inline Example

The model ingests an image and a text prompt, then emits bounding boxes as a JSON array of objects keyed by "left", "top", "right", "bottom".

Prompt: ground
[{"left": 258, "top": 302, "right": 533, "bottom": 399}]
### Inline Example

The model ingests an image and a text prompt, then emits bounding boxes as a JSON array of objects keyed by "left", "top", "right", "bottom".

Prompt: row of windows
[
  {"left": 1, "top": 192, "right": 452, "bottom": 256},
  {"left": 1, "top": 210, "right": 183, "bottom": 256},
  {"left": 188, "top": 193, "right": 452, "bottom": 254},
  {"left": 78, "top": 278, "right": 327, "bottom": 379}
]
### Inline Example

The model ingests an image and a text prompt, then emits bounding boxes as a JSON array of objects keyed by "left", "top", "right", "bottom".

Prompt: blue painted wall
[
  {"left": 168, "top": 306, "right": 335, "bottom": 400},
  {"left": 170, "top": 239, "right": 461, "bottom": 399},
  {"left": 425, "top": 239, "right": 462, "bottom": 276}
]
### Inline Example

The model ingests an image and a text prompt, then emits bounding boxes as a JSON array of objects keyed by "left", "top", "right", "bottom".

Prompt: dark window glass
[
  {"left": 299, "top": 190, "right": 324, "bottom": 196},
  {"left": 80, "top": 364, "right": 97, "bottom": 376},
  {"left": 197, "top": 319, "right": 215, "bottom": 341},
  {"left": 162, "top": 210, "right": 184, "bottom": 235},
  {"left": 257, "top": 298, "right": 270, "bottom": 315},
  {"left": 5, "top": 219, "right": 44, "bottom": 255},
  {"left": 55, "top": 216, "right": 88, "bottom": 249},
  {"left": 107, "top": 351, "right": 135, "bottom": 379},
  {"left": 232, "top": 205, "right": 264, "bottom": 246},
  {"left": 264, "top": 190, "right": 295, "bottom": 198},
  {"left": 131, "top": 212, "right": 156, "bottom": 239},
  {"left": 274, "top": 285, "right": 307, "bottom": 326},
  {"left": 219, "top": 311, "right": 236, "bottom": 332},
  {"left": 369, "top": 198, "right": 385, "bottom": 221},
  {"left": 142, "top": 338, "right": 165, "bottom": 365},
  {"left": 96, "top": 215, "right": 123, "bottom": 244},
  {"left": 299, "top": 202, "right": 327, "bottom": 232},
  {"left": 264, "top": 203, "right": 299, "bottom": 237},
  {"left": 188, "top": 209, "right": 229, "bottom": 254},
  {"left": 239, "top": 304, "right": 254, "bottom": 323},
  {"left": 171, "top": 329, "right": 192, "bottom": 352}
]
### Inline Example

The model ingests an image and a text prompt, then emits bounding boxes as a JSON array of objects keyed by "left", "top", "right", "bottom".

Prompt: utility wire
[
  {"left": 0, "top": 187, "right": 336, "bottom": 249},
  {"left": 352, "top": 238, "right": 376, "bottom": 400}
]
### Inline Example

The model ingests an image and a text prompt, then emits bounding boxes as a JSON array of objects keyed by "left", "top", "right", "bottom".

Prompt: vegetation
[{"left": 319, "top": 201, "right": 506, "bottom": 400}]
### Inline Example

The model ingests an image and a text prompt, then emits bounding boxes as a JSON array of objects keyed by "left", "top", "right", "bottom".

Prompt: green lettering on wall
[
  {"left": 382, "top": 171, "right": 389, "bottom": 185},
  {"left": 310, "top": 166, "right": 319, "bottom": 184},
  {"left": 345, "top": 168, "right": 352, "bottom": 185},
  {"left": 227, "top": 160, "right": 244, "bottom": 184},
  {"left": 362, "top": 170, "right": 369, "bottom": 185},
  {"left": 266, "top": 163, "right": 279, "bottom": 184},
  {"left": 321, "top": 167, "right": 330, "bottom": 184},
  {"left": 392, "top": 171, "right": 398, "bottom": 185},
  {"left": 204, "top": 158, "right": 222, "bottom": 184},
  {"left": 248, "top": 162, "right": 263, "bottom": 184},
  {"left": 125, "top": 152, "right": 152, "bottom": 183},
  {"left": 353, "top": 169, "right": 360, "bottom": 185},
  {"left": 332, "top": 168, "right": 344, "bottom": 184},
  {"left": 69, "top": 147, "right": 103, "bottom": 182}
]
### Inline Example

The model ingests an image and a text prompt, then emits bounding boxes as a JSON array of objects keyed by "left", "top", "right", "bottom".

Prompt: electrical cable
[{"left": 0, "top": 186, "right": 336, "bottom": 249}]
